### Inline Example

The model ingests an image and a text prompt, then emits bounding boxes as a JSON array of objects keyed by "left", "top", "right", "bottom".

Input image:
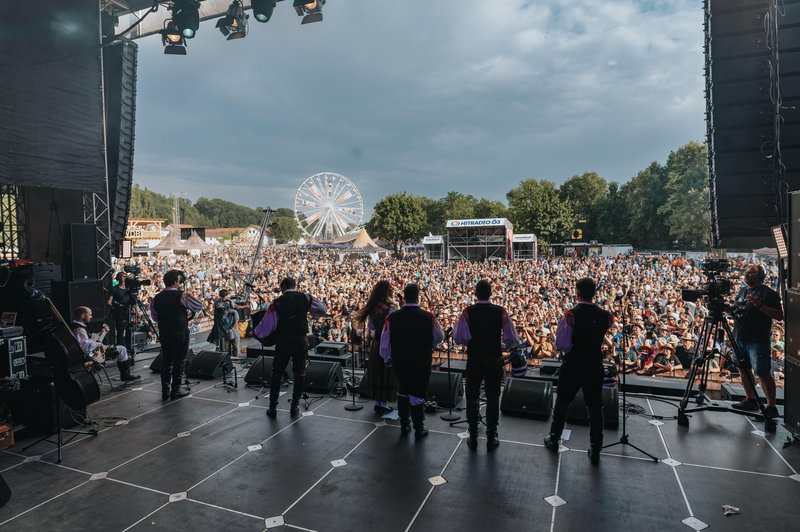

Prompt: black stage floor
[{"left": 2, "top": 347, "right": 800, "bottom": 531}]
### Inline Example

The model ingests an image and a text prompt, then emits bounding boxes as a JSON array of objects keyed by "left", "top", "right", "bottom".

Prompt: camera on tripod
[
  {"left": 680, "top": 259, "right": 734, "bottom": 312},
  {"left": 122, "top": 265, "right": 151, "bottom": 292}
]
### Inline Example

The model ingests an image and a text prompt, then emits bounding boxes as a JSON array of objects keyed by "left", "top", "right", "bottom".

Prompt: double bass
[{"left": 31, "top": 292, "right": 101, "bottom": 410}]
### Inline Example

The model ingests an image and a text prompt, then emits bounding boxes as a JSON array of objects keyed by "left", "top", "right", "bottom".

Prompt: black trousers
[
  {"left": 160, "top": 329, "right": 189, "bottom": 393},
  {"left": 113, "top": 310, "right": 131, "bottom": 351},
  {"left": 270, "top": 335, "right": 309, "bottom": 407},
  {"left": 549, "top": 361, "right": 604, "bottom": 447},
  {"left": 465, "top": 356, "right": 504, "bottom": 434}
]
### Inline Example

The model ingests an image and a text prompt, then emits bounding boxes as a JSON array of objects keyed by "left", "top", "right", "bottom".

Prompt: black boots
[
  {"left": 544, "top": 433, "right": 560, "bottom": 453},
  {"left": 398, "top": 396, "right": 412, "bottom": 435},
  {"left": 588, "top": 447, "right": 601, "bottom": 465},
  {"left": 266, "top": 402, "right": 277, "bottom": 418},
  {"left": 117, "top": 359, "right": 141, "bottom": 382},
  {"left": 486, "top": 430, "right": 499, "bottom": 451},
  {"left": 290, "top": 374, "right": 305, "bottom": 417},
  {"left": 467, "top": 428, "right": 479, "bottom": 451},
  {"left": 588, "top": 406, "right": 603, "bottom": 465},
  {"left": 411, "top": 404, "right": 429, "bottom": 440}
]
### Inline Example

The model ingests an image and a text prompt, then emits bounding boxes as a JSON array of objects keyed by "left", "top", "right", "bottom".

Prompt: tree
[
  {"left": 595, "top": 181, "right": 631, "bottom": 243},
  {"left": 439, "top": 191, "right": 477, "bottom": 222},
  {"left": 658, "top": 141, "right": 711, "bottom": 249},
  {"left": 506, "top": 179, "right": 575, "bottom": 243},
  {"left": 559, "top": 172, "right": 609, "bottom": 231},
  {"left": 415, "top": 195, "right": 445, "bottom": 235},
  {"left": 474, "top": 198, "right": 508, "bottom": 219},
  {"left": 623, "top": 162, "right": 671, "bottom": 248},
  {"left": 272, "top": 215, "right": 301, "bottom": 243},
  {"left": 366, "top": 193, "right": 427, "bottom": 253}
]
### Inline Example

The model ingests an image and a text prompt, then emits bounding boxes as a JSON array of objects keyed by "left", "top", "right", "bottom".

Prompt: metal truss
[
  {"left": 83, "top": 191, "right": 114, "bottom": 284},
  {"left": 0, "top": 184, "right": 27, "bottom": 259}
]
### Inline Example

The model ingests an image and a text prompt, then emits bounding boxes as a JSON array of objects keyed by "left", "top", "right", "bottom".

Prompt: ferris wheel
[{"left": 294, "top": 172, "right": 364, "bottom": 240}]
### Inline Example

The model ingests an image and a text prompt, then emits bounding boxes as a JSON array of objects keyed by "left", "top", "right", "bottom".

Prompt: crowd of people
[{"left": 116, "top": 247, "right": 785, "bottom": 383}]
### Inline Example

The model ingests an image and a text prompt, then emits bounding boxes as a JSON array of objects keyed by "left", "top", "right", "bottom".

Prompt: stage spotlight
[
  {"left": 162, "top": 21, "right": 187, "bottom": 55},
  {"left": 293, "top": 0, "right": 325, "bottom": 25},
  {"left": 252, "top": 0, "right": 278, "bottom": 23},
  {"left": 772, "top": 224, "right": 789, "bottom": 259},
  {"left": 216, "top": 0, "right": 249, "bottom": 39},
  {"left": 173, "top": 0, "right": 200, "bottom": 39}
]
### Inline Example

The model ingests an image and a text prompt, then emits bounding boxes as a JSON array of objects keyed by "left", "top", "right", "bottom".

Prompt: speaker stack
[
  {"left": 566, "top": 387, "right": 620, "bottom": 429},
  {"left": 784, "top": 289, "right": 800, "bottom": 436},
  {"left": 244, "top": 356, "right": 294, "bottom": 385},
  {"left": 706, "top": 0, "right": 800, "bottom": 248},
  {"left": 304, "top": 361, "right": 342, "bottom": 393}
]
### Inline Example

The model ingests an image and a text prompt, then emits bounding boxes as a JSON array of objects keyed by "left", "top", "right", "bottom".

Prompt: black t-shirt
[
  {"left": 111, "top": 285, "right": 131, "bottom": 312},
  {"left": 733, "top": 284, "right": 782, "bottom": 344}
]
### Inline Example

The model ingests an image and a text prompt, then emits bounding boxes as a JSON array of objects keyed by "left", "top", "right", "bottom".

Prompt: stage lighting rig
[
  {"left": 294, "top": 0, "right": 325, "bottom": 25},
  {"left": 162, "top": 20, "right": 187, "bottom": 55},
  {"left": 252, "top": 0, "right": 280, "bottom": 23},
  {"left": 216, "top": 0, "right": 249, "bottom": 39},
  {"left": 173, "top": 0, "right": 200, "bottom": 38}
]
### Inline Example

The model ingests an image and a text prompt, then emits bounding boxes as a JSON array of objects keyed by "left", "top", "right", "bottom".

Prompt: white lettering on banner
[{"left": 446, "top": 218, "right": 505, "bottom": 228}]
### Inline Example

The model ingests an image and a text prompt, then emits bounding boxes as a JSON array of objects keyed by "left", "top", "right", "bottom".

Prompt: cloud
[{"left": 132, "top": 0, "right": 705, "bottom": 213}]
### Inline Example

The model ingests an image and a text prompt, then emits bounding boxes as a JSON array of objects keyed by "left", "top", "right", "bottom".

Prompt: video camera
[
  {"left": 122, "top": 264, "right": 151, "bottom": 292},
  {"left": 680, "top": 259, "right": 734, "bottom": 314}
]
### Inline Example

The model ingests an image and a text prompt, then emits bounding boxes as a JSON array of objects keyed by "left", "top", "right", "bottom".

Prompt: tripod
[
  {"left": 602, "top": 298, "right": 659, "bottom": 461},
  {"left": 214, "top": 363, "right": 238, "bottom": 393},
  {"left": 677, "top": 306, "right": 776, "bottom": 432}
]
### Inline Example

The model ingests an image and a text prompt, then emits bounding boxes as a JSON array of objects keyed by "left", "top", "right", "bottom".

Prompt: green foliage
[
  {"left": 559, "top": 172, "right": 608, "bottom": 222},
  {"left": 272, "top": 215, "right": 301, "bottom": 243},
  {"left": 415, "top": 195, "right": 445, "bottom": 235},
  {"left": 440, "top": 191, "right": 476, "bottom": 222},
  {"left": 594, "top": 182, "right": 631, "bottom": 244},
  {"left": 129, "top": 185, "right": 292, "bottom": 230},
  {"left": 658, "top": 141, "right": 711, "bottom": 249},
  {"left": 506, "top": 179, "right": 575, "bottom": 243},
  {"left": 366, "top": 193, "right": 427, "bottom": 252},
  {"left": 623, "top": 161, "right": 671, "bottom": 248},
  {"left": 474, "top": 198, "right": 508, "bottom": 219}
]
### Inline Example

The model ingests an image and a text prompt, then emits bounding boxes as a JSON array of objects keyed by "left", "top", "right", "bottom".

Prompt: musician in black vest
[
  {"left": 545, "top": 277, "right": 613, "bottom": 465},
  {"left": 380, "top": 284, "right": 445, "bottom": 440},
  {"left": 151, "top": 270, "right": 205, "bottom": 400},
  {"left": 453, "top": 280, "right": 520, "bottom": 451},
  {"left": 254, "top": 277, "right": 328, "bottom": 418}
]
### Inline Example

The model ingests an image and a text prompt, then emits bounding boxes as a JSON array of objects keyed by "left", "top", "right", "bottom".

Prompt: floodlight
[
  {"left": 293, "top": 0, "right": 325, "bottom": 25},
  {"left": 252, "top": 0, "right": 278, "bottom": 23},
  {"left": 173, "top": 0, "right": 200, "bottom": 38},
  {"left": 216, "top": 0, "right": 249, "bottom": 39}
]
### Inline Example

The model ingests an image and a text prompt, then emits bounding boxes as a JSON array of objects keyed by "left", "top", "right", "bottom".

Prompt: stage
[{"left": 1, "top": 349, "right": 799, "bottom": 532}]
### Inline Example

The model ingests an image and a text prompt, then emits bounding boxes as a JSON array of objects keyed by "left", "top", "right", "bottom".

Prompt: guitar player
[{"left": 71, "top": 306, "right": 141, "bottom": 382}]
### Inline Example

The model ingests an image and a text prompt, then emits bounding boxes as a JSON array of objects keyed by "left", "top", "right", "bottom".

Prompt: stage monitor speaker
[
  {"left": 7, "top": 378, "right": 84, "bottom": 434},
  {"left": 305, "top": 360, "right": 342, "bottom": 393},
  {"left": 315, "top": 342, "right": 347, "bottom": 356},
  {"left": 243, "top": 356, "right": 294, "bottom": 385},
  {"left": 706, "top": 1, "right": 800, "bottom": 248},
  {"left": 540, "top": 359, "right": 562, "bottom": 376},
  {"left": 358, "top": 370, "right": 369, "bottom": 397},
  {"left": 0, "top": 471, "right": 9, "bottom": 509},
  {"left": 52, "top": 280, "right": 105, "bottom": 325},
  {"left": 246, "top": 345, "right": 276, "bottom": 358},
  {"left": 500, "top": 377, "right": 553, "bottom": 419},
  {"left": 63, "top": 223, "right": 98, "bottom": 281},
  {"left": 427, "top": 371, "right": 463, "bottom": 408},
  {"left": 565, "top": 387, "right": 620, "bottom": 429},
  {"left": 187, "top": 350, "right": 231, "bottom": 380},
  {"left": 149, "top": 349, "right": 195, "bottom": 374},
  {"left": 102, "top": 40, "right": 137, "bottom": 244}
]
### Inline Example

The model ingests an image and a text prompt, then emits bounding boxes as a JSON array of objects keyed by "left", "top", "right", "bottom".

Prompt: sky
[{"left": 132, "top": 0, "right": 706, "bottom": 215}]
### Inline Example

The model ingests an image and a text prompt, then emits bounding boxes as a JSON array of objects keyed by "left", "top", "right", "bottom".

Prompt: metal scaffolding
[{"left": 0, "top": 184, "right": 26, "bottom": 259}]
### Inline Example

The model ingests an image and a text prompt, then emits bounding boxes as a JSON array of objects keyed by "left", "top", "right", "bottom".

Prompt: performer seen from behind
[
  {"left": 545, "top": 277, "right": 613, "bottom": 465},
  {"left": 71, "top": 306, "right": 140, "bottom": 382},
  {"left": 255, "top": 277, "right": 328, "bottom": 418},
  {"left": 731, "top": 264, "right": 783, "bottom": 419},
  {"left": 380, "top": 284, "right": 445, "bottom": 440},
  {"left": 151, "top": 270, "right": 205, "bottom": 400},
  {"left": 453, "top": 280, "right": 520, "bottom": 451},
  {"left": 355, "top": 280, "right": 398, "bottom": 415}
]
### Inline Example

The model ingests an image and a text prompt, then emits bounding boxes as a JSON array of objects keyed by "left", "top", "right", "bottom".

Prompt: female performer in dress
[{"left": 356, "top": 280, "right": 398, "bottom": 414}]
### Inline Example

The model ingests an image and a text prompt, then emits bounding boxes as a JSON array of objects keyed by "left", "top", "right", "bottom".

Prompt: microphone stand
[
  {"left": 602, "top": 296, "right": 658, "bottom": 461},
  {"left": 344, "top": 320, "right": 364, "bottom": 411},
  {"left": 440, "top": 329, "right": 461, "bottom": 421}
]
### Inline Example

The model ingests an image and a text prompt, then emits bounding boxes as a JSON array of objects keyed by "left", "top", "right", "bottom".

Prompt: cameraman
[
  {"left": 731, "top": 265, "right": 783, "bottom": 419},
  {"left": 110, "top": 272, "right": 132, "bottom": 351}
]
